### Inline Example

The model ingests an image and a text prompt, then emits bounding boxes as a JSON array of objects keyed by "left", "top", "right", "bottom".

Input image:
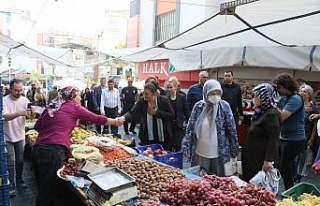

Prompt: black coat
[
  {"left": 168, "top": 93, "right": 190, "bottom": 128},
  {"left": 124, "top": 95, "right": 175, "bottom": 149}
]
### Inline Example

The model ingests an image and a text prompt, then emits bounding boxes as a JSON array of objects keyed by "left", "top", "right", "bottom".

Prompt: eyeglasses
[{"left": 12, "top": 89, "right": 23, "bottom": 93}]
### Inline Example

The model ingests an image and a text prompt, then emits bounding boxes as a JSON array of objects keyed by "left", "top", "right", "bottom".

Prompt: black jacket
[
  {"left": 124, "top": 95, "right": 175, "bottom": 149},
  {"left": 221, "top": 82, "right": 243, "bottom": 118},
  {"left": 168, "top": 93, "right": 190, "bottom": 128}
]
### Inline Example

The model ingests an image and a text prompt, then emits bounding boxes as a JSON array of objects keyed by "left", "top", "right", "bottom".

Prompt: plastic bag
[
  {"left": 297, "top": 146, "right": 313, "bottom": 176},
  {"left": 224, "top": 158, "right": 237, "bottom": 176},
  {"left": 249, "top": 168, "right": 281, "bottom": 194}
]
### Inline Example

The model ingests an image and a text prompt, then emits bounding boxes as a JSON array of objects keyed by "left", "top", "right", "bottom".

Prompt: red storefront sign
[{"left": 137, "top": 59, "right": 200, "bottom": 89}]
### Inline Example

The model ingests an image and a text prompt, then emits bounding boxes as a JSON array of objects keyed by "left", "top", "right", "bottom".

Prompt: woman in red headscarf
[{"left": 32, "top": 86, "right": 123, "bottom": 206}]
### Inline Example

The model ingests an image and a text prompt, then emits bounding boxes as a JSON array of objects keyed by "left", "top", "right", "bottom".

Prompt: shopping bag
[
  {"left": 224, "top": 158, "right": 237, "bottom": 176},
  {"left": 249, "top": 168, "right": 281, "bottom": 194},
  {"left": 297, "top": 146, "right": 313, "bottom": 176}
]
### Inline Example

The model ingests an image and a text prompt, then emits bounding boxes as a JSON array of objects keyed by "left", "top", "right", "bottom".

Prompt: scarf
[
  {"left": 147, "top": 98, "right": 165, "bottom": 142},
  {"left": 195, "top": 79, "right": 221, "bottom": 139},
  {"left": 47, "top": 86, "right": 79, "bottom": 117},
  {"left": 251, "top": 83, "right": 278, "bottom": 121}
]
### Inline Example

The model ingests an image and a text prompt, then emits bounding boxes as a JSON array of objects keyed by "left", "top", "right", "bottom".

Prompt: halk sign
[
  {"left": 137, "top": 59, "right": 200, "bottom": 88},
  {"left": 138, "top": 59, "right": 170, "bottom": 79}
]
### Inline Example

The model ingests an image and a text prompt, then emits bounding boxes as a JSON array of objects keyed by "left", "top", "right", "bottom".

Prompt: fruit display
[
  {"left": 276, "top": 193, "right": 320, "bottom": 205},
  {"left": 312, "top": 160, "right": 320, "bottom": 174},
  {"left": 161, "top": 175, "right": 276, "bottom": 206},
  {"left": 103, "top": 134, "right": 134, "bottom": 146},
  {"left": 142, "top": 147, "right": 167, "bottom": 158},
  {"left": 27, "top": 132, "right": 38, "bottom": 144},
  {"left": 134, "top": 198, "right": 162, "bottom": 206},
  {"left": 60, "top": 159, "right": 77, "bottom": 178},
  {"left": 104, "top": 158, "right": 185, "bottom": 200},
  {"left": 70, "top": 127, "right": 95, "bottom": 141},
  {"left": 71, "top": 145, "right": 102, "bottom": 163}
]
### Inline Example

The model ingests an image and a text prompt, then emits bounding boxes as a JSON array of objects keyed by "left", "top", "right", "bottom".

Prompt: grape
[{"left": 160, "top": 175, "right": 276, "bottom": 205}]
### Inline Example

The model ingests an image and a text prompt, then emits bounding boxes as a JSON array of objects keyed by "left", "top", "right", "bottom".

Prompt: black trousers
[
  {"left": 122, "top": 102, "right": 136, "bottom": 133},
  {"left": 104, "top": 106, "right": 119, "bottom": 134},
  {"left": 279, "top": 139, "right": 305, "bottom": 190},
  {"left": 31, "top": 144, "right": 67, "bottom": 206}
]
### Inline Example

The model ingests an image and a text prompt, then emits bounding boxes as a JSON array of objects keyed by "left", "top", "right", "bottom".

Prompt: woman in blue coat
[{"left": 182, "top": 79, "right": 239, "bottom": 176}]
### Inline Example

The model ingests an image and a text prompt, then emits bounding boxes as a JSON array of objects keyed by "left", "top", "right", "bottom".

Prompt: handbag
[{"left": 249, "top": 168, "right": 281, "bottom": 194}]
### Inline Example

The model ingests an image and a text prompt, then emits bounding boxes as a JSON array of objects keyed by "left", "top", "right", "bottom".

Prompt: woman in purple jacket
[{"left": 32, "top": 86, "right": 123, "bottom": 206}]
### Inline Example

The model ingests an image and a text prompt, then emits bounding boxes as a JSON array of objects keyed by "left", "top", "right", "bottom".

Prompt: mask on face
[{"left": 208, "top": 95, "right": 221, "bottom": 104}]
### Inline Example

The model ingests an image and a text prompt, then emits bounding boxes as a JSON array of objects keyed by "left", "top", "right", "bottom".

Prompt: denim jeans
[{"left": 5, "top": 139, "right": 25, "bottom": 186}]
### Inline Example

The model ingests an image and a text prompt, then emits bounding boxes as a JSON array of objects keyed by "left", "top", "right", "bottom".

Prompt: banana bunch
[
  {"left": 103, "top": 134, "right": 132, "bottom": 146},
  {"left": 276, "top": 193, "right": 320, "bottom": 206}
]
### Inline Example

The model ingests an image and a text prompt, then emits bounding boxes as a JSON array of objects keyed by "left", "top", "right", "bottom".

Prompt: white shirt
[
  {"left": 3, "top": 95, "right": 30, "bottom": 142},
  {"left": 100, "top": 88, "right": 121, "bottom": 113},
  {"left": 195, "top": 111, "right": 219, "bottom": 158}
]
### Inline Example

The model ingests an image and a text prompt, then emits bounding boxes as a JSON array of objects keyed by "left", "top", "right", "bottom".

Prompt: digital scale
[{"left": 86, "top": 167, "right": 138, "bottom": 206}]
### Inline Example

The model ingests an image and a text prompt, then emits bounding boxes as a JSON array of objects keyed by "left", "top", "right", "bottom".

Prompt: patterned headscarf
[
  {"left": 47, "top": 86, "right": 80, "bottom": 117},
  {"left": 251, "top": 83, "right": 278, "bottom": 121}
]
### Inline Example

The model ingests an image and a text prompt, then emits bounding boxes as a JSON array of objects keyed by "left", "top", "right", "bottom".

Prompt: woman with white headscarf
[
  {"left": 182, "top": 79, "right": 239, "bottom": 176},
  {"left": 241, "top": 83, "right": 281, "bottom": 182}
]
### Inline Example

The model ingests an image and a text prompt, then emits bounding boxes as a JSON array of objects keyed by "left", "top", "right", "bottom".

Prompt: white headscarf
[{"left": 195, "top": 79, "right": 223, "bottom": 138}]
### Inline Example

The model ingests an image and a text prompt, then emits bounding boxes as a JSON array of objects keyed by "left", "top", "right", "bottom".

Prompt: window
[
  {"left": 130, "top": 0, "right": 140, "bottom": 17},
  {"left": 155, "top": 11, "right": 176, "bottom": 42}
]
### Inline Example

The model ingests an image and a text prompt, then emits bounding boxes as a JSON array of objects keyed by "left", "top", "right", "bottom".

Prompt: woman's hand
[
  {"left": 262, "top": 161, "right": 274, "bottom": 172},
  {"left": 148, "top": 107, "right": 157, "bottom": 115},
  {"left": 309, "top": 113, "right": 320, "bottom": 121},
  {"left": 115, "top": 116, "right": 126, "bottom": 126}
]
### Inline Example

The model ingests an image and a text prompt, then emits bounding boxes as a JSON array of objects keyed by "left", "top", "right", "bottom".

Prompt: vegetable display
[{"left": 161, "top": 175, "right": 276, "bottom": 206}]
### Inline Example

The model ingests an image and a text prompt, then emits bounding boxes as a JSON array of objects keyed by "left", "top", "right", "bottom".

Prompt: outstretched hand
[{"left": 115, "top": 116, "right": 126, "bottom": 126}]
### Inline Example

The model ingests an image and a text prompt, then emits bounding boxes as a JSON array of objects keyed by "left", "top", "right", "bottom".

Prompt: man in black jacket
[{"left": 221, "top": 70, "right": 244, "bottom": 124}]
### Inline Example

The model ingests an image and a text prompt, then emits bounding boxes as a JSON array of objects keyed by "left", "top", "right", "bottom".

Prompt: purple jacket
[{"left": 34, "top": 101, "right": 108, "bottom": 148}]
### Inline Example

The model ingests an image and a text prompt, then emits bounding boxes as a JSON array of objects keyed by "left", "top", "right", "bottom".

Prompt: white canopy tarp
[
  {"left": 53, "top": 78, "right": 85, "bottom": 90},
  {"left": 0, "top": 33, "right": 73, "bottom": 67},
  {"left": 119, "top": 0, "right": 320, "bottom": 71}
]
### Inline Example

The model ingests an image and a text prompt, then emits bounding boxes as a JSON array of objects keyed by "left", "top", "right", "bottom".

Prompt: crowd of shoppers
[{"left": 3, "top": 70, "right": 320, "bottom": 204}]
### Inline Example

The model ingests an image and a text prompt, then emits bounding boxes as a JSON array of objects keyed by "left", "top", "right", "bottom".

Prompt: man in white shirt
[
  {"left": 100, "top": 79, "right": 122, "bottom": 135},
  {"left": 3, "top": 79, "right": 30, "bottom": 196}
]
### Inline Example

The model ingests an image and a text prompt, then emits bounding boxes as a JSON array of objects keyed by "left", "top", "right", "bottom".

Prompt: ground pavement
[{"left": 10, "top": 125, "right": 320, "bottom": 206}]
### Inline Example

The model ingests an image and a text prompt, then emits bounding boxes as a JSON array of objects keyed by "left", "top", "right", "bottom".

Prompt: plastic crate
[
  {"left": 136, "top": 144, "right": 183, "bottom": 169},
  {"left": 282, "top": 183, "right": 320, "bottom": 200}
]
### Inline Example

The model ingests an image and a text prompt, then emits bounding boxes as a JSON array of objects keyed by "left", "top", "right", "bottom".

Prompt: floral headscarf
[
  {"left": 47, "top": 86, "right": 79, "bottom": 117},
  {"left": 251, "top": 83, "right": 278, "bottom": 121}
]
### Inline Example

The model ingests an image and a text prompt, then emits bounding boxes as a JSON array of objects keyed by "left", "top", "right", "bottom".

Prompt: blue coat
[{"left": 182, "top": 99, "right": 239, "bottom": 164}]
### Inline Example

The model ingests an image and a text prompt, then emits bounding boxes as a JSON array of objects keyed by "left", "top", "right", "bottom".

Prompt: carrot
[{"left": 99, "top": 147, "right": 132, "bottom": 161}]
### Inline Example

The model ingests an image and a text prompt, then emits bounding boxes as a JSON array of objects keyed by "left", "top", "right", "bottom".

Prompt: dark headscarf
[
  {"left": 251, "top": 83, "right": 278, "bottom": 121},
  {"left": 47, "top": 86, "right": 80, "bottom": 117}
]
